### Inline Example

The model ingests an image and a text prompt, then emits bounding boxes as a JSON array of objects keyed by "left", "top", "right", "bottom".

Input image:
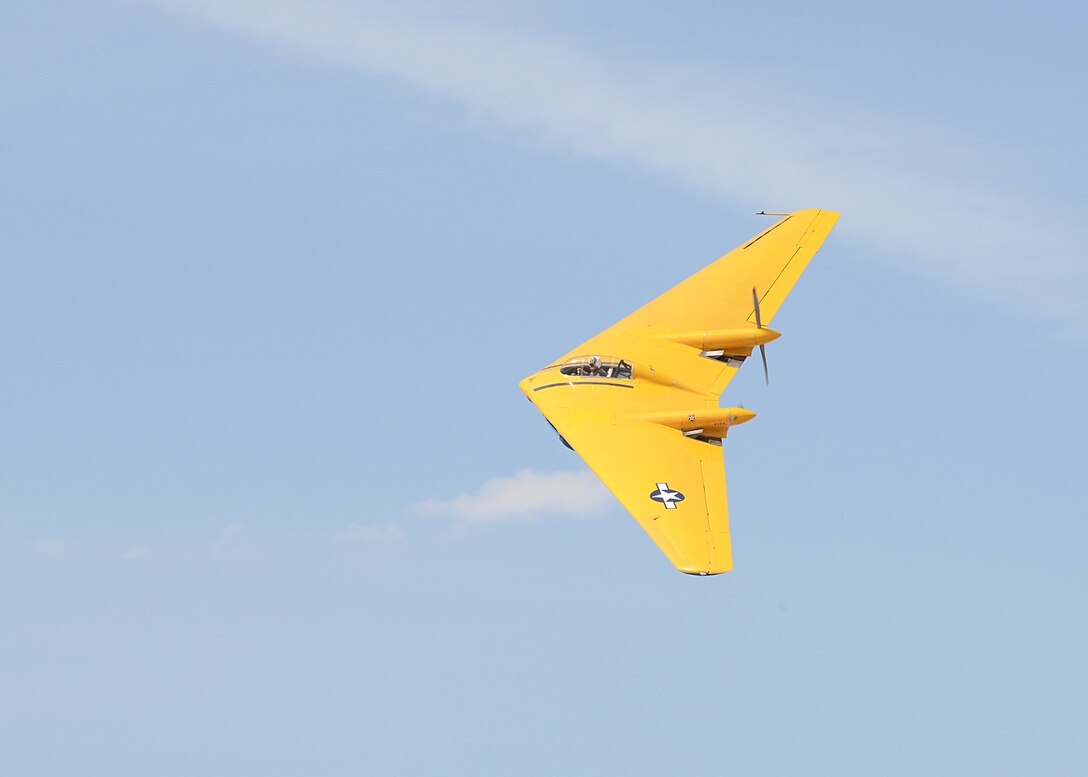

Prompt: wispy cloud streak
[
  {"left": 411, "top": 469, "right": 612, "bottom": 527},
  {"left": 155, "top": 0, "right": 1085, "bottom": 320}
]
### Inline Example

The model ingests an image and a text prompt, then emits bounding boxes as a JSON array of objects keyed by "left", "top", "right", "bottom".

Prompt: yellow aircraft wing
[
  {"left": 519, "top": 209, "right": 839, "bottom": 574},
  {"left": 550, "top": 416, "right": 733, "bottom": 574}
]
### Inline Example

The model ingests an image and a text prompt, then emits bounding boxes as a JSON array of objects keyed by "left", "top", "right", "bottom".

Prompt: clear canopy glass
[{"left": 557, "top": 356, "right": 633, "bottom": 380}]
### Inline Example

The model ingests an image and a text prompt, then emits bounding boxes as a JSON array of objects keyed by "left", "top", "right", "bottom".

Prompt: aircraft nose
[{"left": 518, "top": 376, "right": 536, "bottom": 398}]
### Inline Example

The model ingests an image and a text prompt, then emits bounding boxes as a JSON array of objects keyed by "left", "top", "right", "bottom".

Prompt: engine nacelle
[
  {"left": 639, "top": 407, "right": 756, "bottom": 439},
  {"left": 656, "top": 327, "right": 780, "bottom": 352}
]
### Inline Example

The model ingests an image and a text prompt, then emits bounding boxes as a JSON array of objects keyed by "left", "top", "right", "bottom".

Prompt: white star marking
[{"left": 652, "top": 482, "right": 683, "bottom": 509}]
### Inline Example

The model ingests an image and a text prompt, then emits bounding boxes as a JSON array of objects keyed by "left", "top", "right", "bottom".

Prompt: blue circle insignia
[{"left": 649, "top": 482, "right": 685, "bottom": 509}]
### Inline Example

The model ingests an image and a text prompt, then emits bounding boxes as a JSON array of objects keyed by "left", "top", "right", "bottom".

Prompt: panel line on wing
[
  {"left": 742, "top": 215, "right": 793, "bottom": 249},
  {"left": 746, "top": 246, "right": 803, "bottom": 325},
  {"left": 532, "top": 382, "right": 636, "bottom": 392}
]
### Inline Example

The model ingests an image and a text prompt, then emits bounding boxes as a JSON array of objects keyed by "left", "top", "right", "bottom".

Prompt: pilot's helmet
[{"left": 588, "top": 356, "right": 601, "bottom": 368}]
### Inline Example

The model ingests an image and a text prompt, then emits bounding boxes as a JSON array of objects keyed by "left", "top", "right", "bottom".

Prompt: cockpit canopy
[{"left": 558, "top": 355, "right": 633, "bottom": 380}]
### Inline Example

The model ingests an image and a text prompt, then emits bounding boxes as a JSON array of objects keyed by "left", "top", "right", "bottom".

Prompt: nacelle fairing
[{"left": 638, "top": 407, "right": 756, "bottom": 439}]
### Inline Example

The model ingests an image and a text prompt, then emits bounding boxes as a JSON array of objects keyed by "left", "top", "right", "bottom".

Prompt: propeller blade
[{"left": 753, "top": 287, "right": 769, "bottom": 384}]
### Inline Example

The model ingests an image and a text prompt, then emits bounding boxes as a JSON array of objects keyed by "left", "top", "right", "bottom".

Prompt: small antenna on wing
[{"left": 756, "top": 211, "right": 789, "bottom": 216}]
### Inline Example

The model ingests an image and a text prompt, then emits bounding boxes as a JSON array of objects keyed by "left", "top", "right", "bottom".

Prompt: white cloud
[
  {"left": 210, "top": 521, "right": 245, "bottom": 557},
  {"left": 335, "top": 522, "right": 406, "bottom": 543},
  {"left": 152, "top": 0, "right": 1087, "bottom": 322},
  {"left": 411, "top": 468, "right": 612, "bottom": 527}
]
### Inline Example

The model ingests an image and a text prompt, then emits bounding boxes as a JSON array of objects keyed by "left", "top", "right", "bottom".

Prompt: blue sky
[{"left": 2, "top": 1, "right": 1087, "bottom": 774}]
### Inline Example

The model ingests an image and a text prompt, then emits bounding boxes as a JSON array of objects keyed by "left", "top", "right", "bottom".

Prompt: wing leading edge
[{"left": 602, "top": 208, "right": 839, "bottom": 335}]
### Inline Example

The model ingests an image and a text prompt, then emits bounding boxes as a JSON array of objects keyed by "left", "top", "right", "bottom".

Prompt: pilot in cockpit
[{"left": 585, "top": 355, "right": 602, "bottom": 376}]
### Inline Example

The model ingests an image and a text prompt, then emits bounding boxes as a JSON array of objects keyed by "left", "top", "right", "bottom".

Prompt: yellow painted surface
[{"left": 520, "top": 209, "right": 839, "bottom": 574}]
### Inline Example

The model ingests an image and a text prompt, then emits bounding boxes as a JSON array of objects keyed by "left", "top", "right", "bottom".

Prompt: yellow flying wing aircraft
[{"left": 519, "top": 209, "right": 839, "bottom": 575}]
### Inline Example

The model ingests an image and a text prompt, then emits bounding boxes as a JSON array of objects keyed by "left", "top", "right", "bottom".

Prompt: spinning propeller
[{"left": 752, "top": 286, "right": 769, "bottom": 386}]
